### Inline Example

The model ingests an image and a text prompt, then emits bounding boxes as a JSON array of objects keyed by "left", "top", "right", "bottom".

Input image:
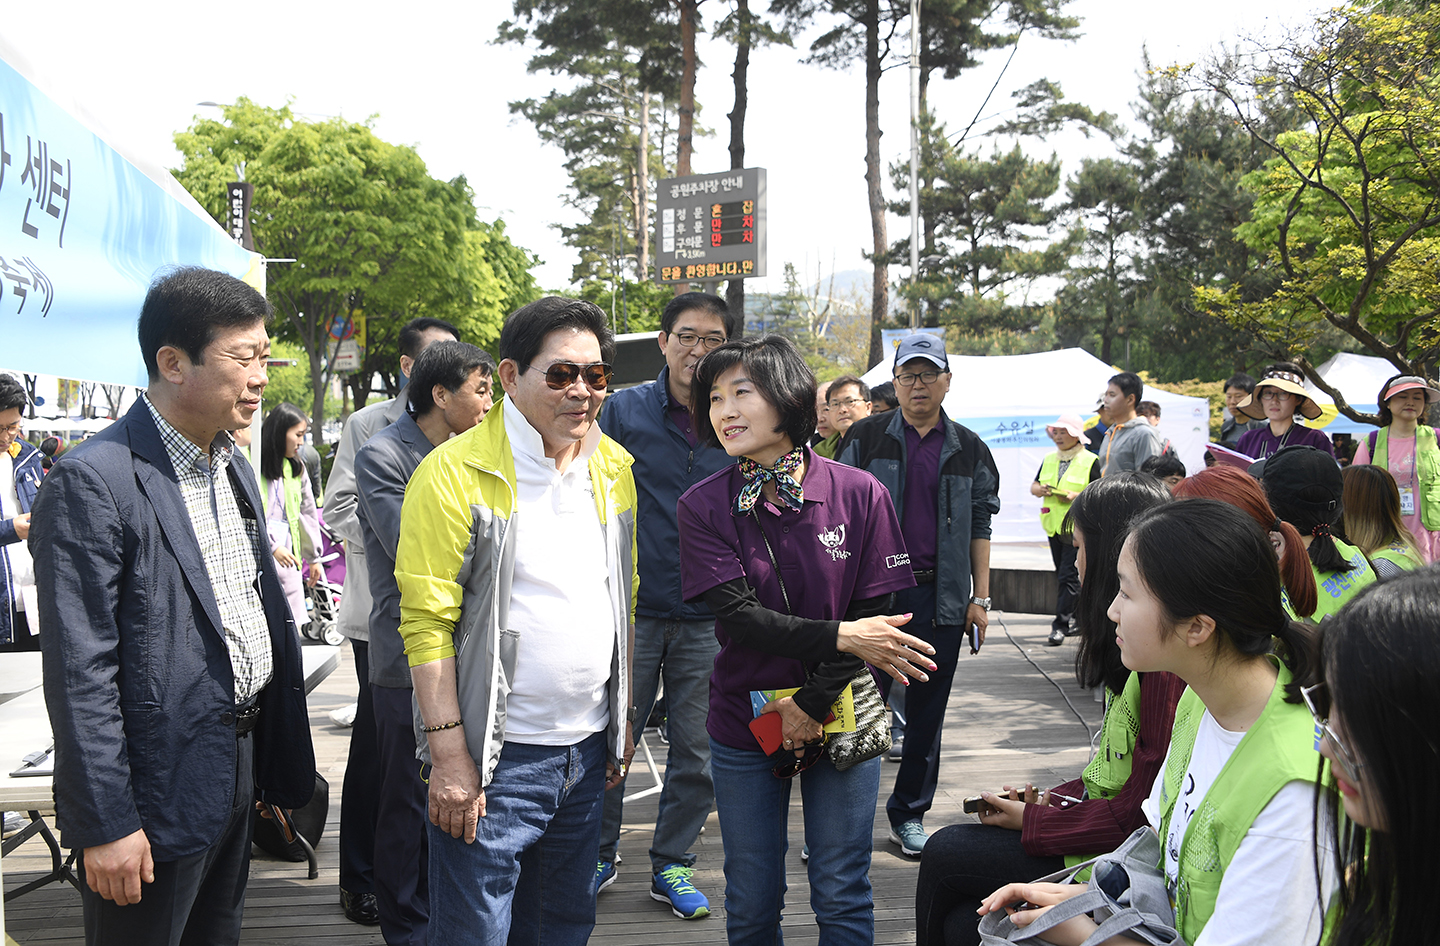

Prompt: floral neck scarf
[{"left": 734, "top": 446, "right": 805, "bottom": 516}]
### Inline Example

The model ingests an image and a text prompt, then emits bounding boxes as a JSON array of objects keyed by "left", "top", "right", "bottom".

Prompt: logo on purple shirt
[
  {"left": 817, "top": 524, "right": 851, "bottom": 561},
  {"left": 886, "top": 552, "right": 911, "bottom": 569}
]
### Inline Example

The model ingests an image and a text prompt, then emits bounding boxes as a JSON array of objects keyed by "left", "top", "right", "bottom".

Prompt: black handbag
[{"left": 252, "top": 771, "right": 329, "bottom": 878}]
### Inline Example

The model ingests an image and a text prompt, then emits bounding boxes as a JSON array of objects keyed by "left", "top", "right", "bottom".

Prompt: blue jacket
[
  {"left": 30, "top": 400, "right": 315, "bottom": 859},
  {"left": 0, "top": 437, "right": 43, "bottom": 645},
  {"left": 837, "top": 409, "right": 1000, "bottom": 626},
  {"left": 599, "top": 366, "right": 735, "bottom": 621}
]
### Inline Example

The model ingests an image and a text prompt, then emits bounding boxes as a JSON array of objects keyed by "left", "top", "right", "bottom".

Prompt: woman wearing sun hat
[
  {"left": 1352, "top": 373, "right": 1440, "bottom": 563},
  {"left": 1234, "top": 362, "right": 1336, "bottom": 460},
  {"left": 1030, "top": 414, "right": 1098, "bottom": 646}
]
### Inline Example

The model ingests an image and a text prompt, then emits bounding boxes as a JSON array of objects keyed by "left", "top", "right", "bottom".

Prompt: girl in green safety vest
[
  {"left": 1352, "top": 374, "right": 1440, "bottom": 564},
  {"left": 1312, "top": 570, "right": 1440, "bottom": 946},
  {"left": 1339, "top": 465, "right": 1424, "bottom": 581},
  {"left": 915, "top": 474, "right": 1181, "bottom": 946},
  {"left": 978, "top": 500, "right": 1331, "bottom": 945},
  {"left": 1262, "top": 445, "right": 1378, "bottom": 623}
]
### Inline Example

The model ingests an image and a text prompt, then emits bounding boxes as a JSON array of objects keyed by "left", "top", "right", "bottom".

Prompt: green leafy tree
[
  {"left": 1197, "top": 4, "right": 1440, "bottom": 420},
  {"left": 172, "top": 100, "right": 536, "bottom": 439},
  {"left": 891, "top": 121, "right": 1077, "bottom": 341},
  {"left": 1055, "top": 158, "right": 1142, "bottom": 363}
]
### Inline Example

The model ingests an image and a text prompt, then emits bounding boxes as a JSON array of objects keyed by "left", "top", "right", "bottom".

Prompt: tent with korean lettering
[
  {"left": 860, "top": 347, "right": 1210, "bottom": 544},
  {"left": 0, "top": 37, "right": 261, "bottom": 388}
]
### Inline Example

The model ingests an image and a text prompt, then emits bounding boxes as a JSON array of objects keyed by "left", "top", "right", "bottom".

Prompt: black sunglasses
[
  {"left": 530, "top": 361, "right": 613, "bottom": 391},
  {"left": 771, "top": 742, "right": 826, "bottom": 779}
]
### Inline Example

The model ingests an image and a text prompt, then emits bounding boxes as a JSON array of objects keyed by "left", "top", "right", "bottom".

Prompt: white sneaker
[
  {"left": 329, "top": 702, "right": 358, "bottom": 727},
  {"left": 4, "top": 811, "right": 27, "bottom": 834}
]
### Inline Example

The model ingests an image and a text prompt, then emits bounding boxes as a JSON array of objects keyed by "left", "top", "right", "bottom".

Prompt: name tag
[{"left": 1401, "top": 486, "right": 1416, "bottom": 516}]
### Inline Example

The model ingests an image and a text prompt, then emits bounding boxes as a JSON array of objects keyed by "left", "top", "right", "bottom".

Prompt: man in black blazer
[{"left": 30, "top": 267, "right": 316, "bottom": 946}]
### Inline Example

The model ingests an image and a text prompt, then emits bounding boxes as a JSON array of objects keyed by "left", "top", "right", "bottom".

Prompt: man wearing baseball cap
[
  {"left": 1030, "top": 415, "right": 1098, "bottom": 646},
  {"left": 838, "top": 333, "right": 1000, "bottom": 857}
]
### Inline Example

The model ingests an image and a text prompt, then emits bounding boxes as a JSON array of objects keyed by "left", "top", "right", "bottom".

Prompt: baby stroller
[{"left": 302, "top": 514, "right": 346, "bottom": 646}]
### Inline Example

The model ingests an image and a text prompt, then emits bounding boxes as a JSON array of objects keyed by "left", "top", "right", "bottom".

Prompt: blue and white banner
[{"left": 0, "top": 52, "right": 259, "bottom": 387}]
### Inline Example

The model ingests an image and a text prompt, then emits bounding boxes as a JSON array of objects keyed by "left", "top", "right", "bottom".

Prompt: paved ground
[{"left": 2, "top": 610, "right": 1102, "bottom": 945}]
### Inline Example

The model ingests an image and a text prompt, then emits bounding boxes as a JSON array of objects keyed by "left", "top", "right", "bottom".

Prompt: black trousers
[
  {"left": 339, "top": 640, "right": 379, "bottom": 895},
  {"left": 1048, "top": 534, "right": 1080, "bottom": 632},
  {"left": 914, "top": 822, "right": 1064, "bottom": 946},
  {"left": 80, "top": 728, "right": 256, "bottom": 946},
  {"left": 372, "top": 684, "right": 429, "bottom": 946},
  {"left": 886, "top": 583, "right": 963, "bottom": 829}
]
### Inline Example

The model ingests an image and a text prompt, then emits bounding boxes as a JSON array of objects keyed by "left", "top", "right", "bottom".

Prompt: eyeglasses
[
  {"left": 672, "top": 332, "right": 726, "bottom": 351},
  {"left": 1301, "top": 683, "right": 1365, "bottom": 781},
  {"left": 893, "top": 368, "right": 948, "bottom": 387},
  {"left": 1258, "top": 389, "right": 1296, "bottom": 402},
  {"left": 829, "top": 397, "right": 868, "bottom": 409},
  {"left": 530, "top": 361, "right": 614, "bottom": 391},
  {"left": 772, "top": 741, "right": 826, "bottom": 779},
  {"left": 0, "top": 422, "right": 20, "bottom": 436}
]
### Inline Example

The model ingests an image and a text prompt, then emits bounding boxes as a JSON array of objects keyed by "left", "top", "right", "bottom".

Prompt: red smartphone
[{"left": 749, "top": 713, "right": 785, "bottom": 755}]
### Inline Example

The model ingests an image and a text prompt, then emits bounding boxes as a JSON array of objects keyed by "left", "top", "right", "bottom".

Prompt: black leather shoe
[
  {"left": 340, "top": 888, "right": 380, "bottom": 925},
  {"left": 1047, "top": 627, "right": 1067, "bottom": 646}
]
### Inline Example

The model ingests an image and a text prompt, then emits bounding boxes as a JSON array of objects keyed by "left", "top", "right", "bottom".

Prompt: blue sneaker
[
  {"left": 596, "top": 860, "right": 617, "bottom": 894},
  {"left": 889, "top": 819, "right": 929, "bottom": 857},
  {"left": 650, "top": 863, "right": 711, "bottom": 919}
]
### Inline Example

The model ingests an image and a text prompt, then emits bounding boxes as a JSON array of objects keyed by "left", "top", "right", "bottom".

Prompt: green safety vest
[
  {"left": 1158, "top": 660, "right": 1320, "bottom": 942},
  {"left": 1372, "top": 425, "right": 1440, "bottom": 531},
  {"left": 1309, "top": 538, "right": 1379, "bottom": 623},
  {"left": 1037, "top": 449, "right": 1098, "bottom": 537},
  {"left": 1372, "top": 543, "right": 1421, "bottom": 573},
  {"left": 1062, "top": 670, "right": 1143, "bottom": 872}
]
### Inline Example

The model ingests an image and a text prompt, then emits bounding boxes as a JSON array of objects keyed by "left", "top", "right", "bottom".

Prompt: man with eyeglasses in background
[
  {"left": 814, "top": 375, "right": 872, "bottom": 459},
  {"left": 396, "top": 297, "right": 638, "bottom": 945},
  {"left": 593, "top": 292, "right": 737, "bottom": 919},
  {"left": 838, "top": 334, "right": 1000, "bottom": 858}
]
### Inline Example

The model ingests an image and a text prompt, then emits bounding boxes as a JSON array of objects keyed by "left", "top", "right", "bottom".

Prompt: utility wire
[{"left": 994, "top": 609, "right": 1095, "bottom": 748}]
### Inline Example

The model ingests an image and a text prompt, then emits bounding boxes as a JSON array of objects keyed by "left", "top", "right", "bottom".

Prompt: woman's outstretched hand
[{"left": 836, "top": 613, "right": 937, "bottom": 684}]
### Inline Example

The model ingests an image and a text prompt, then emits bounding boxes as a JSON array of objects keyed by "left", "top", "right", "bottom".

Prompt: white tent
[
  {"left": 1304, "top": 352, "right": 1400, "bottom": 434},
  {"left": 859, "top": 348, "right": 1210, "bottom": 543}
]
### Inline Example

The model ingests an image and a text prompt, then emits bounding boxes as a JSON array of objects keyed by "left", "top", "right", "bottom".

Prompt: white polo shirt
[{"left": 502, "top": 402, "right": 615, "bottom": 746}]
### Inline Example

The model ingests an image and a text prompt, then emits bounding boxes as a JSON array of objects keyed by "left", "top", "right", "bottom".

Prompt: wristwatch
[{"left": 970, "top": 596, "right": 992, "bottom": 610}]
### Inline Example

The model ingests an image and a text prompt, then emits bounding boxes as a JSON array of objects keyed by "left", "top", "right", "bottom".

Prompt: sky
[{"left": 3, "top": 0, "right": 1329, "bottom": 299}]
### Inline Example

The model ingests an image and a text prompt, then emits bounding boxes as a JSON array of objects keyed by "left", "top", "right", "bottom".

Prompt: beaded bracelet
[{"left": 421, "top": 719, "right": 465, "bottom": 733}]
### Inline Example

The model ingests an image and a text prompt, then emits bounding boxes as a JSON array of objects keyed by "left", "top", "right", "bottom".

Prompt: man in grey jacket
[
  {"left": 1097, "top": 371, "right": 1164, "bottom": 475},
  {"left": 354, "top": 341, "right": 493, "bottom": 946},
  {"left": 324, "top": 316, "right": 458, "bottom": 925}
]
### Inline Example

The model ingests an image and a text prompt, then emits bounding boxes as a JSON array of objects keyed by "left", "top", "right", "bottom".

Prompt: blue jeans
[
  {"left": 600, "top": 615, "right": 719, "bottom": 872},
  {"left": 428, "top": 732, "right": 606, "bottom": 946},
  {"left": 709, "top": 737, "right": 882, "bottom": 946}
]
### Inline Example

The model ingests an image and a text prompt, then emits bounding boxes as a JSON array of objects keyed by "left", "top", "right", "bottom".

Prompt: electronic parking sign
[{"left": 655, "top": 168, "right": 766, "bottom": 284}]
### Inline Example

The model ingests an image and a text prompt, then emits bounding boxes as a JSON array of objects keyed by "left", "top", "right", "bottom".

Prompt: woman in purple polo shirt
[
  {"left": 1233, "top": 362, "right": 1336, "bottom": 460},
  {"left": 678, "top": 335, "right": 934, "bottom": 945}
]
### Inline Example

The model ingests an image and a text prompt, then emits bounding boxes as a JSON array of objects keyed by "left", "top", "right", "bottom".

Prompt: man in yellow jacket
[{"left": 395, "top": 297, "right": 638, "bottom": 946}]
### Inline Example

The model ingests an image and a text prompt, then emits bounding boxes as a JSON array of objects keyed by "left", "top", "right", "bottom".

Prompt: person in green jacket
[
  {"left": 1339, "top": 465, "right": 1424, "bottom": 581},
  {"left": 1352, "top": 373, "right": 1440, "bottom": 564},
  {"left": 1312, "top": 569, "right": 1440, "bottom": 946},
  {"left": 978, "top": 500, "right": 1331, "bottom": 945},
  {"left": 1262, "top": 444, "right": 1379, "bottom": 623}
]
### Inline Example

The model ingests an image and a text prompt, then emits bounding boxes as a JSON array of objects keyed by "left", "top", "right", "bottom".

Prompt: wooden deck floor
[{"left": 3, "top": 610, "right": 1102, "bottom": 944}]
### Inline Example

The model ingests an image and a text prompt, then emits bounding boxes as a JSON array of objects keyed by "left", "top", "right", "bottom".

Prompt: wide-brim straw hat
[{"left": 1236, "top": 368, "right": 1322, "bottom": 421}]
